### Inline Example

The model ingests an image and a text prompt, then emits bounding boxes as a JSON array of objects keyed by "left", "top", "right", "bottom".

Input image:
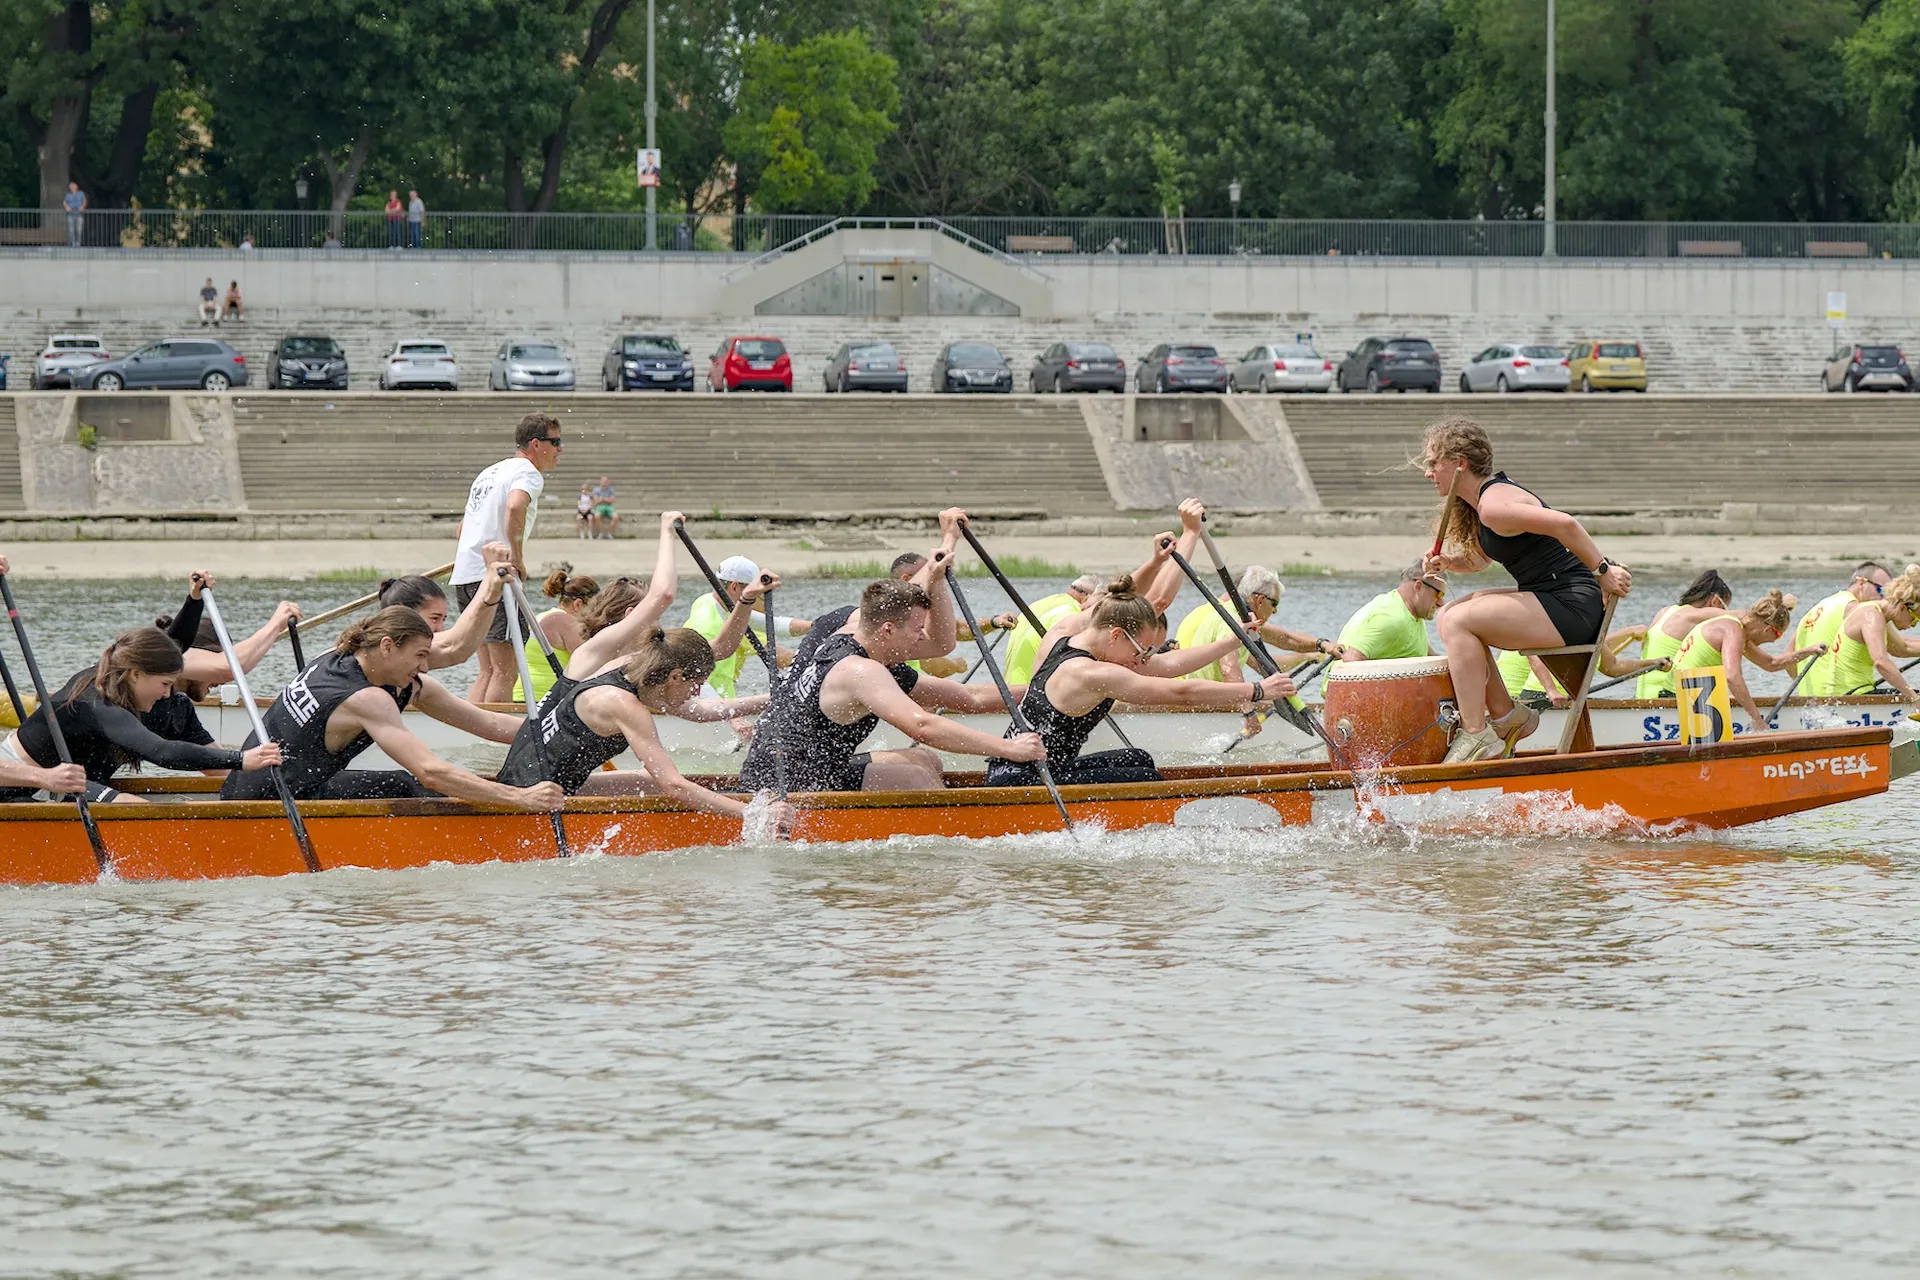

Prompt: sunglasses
[
  {"left": 537, "top": 436, "right": 564, "bottom": 448},
  {"left": 1419, "top": 576, "right": 1447, "bottom": 596},
  {"left": 1121, "top": 630, "right": 1157, "bottom": 664}
]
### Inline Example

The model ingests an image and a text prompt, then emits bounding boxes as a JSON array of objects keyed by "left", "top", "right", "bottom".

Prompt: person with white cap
[{"left": 681, "top": 554, "right": 812, "bottom": 698}]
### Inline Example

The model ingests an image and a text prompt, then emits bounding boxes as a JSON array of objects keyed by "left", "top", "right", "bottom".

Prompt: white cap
[{"left": 717, "top": 555, "right": 760, "bottom": 584}]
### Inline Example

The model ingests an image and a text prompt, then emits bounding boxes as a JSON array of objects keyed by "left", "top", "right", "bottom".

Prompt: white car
[
  {"left": 380, "top": 339, "right": 459, "bottom": 391},
  {"left": 33, "top": 333, "right": 109, "bottom": 389},
  {"left": 489, "top": 338, "right": 575, "bottom": 391},
  {"left": 1458, "top": 342, "right": 1570, "bottom": 393},
  {"left": 1227, "top": 342, "right": 1335, "bottom": 393}
]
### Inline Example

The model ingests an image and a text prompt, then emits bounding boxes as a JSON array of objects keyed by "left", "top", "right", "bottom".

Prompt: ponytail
[
  {"left": 621, "top": 626, "right": 717, "bottom": 689},
  {"left": 1417, "top": 416, "right": 1495, "bottom": 556},
  {"left": 378, "top": 574, "right": 447, "bottom": 613},
  {"left": 578, "top": 577, "right": 647, "bottom": 638},
  {"left": 542, "top": 564, "right": 600, "bottom": 602},
  {"left": 1748, "top": 589, "right": 1797, "bottom": 634},
  {"left": 68, "top": 628, "right": 184, "bottom": 711},
  {"left": 335, "top": 605, "right": 433, "bottom": 655},
  {"left": 1679, "top": 568, "right": 1732, "bottom": 608}
]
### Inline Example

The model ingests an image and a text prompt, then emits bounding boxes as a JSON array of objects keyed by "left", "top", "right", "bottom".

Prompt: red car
[{"left": 707, "top": 336, "right": 792, "bottom": 392}]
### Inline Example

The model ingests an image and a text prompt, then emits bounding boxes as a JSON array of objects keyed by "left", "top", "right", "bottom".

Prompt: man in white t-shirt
[{"left": 452, "top": 413, "right": 563, "bottom": 703}]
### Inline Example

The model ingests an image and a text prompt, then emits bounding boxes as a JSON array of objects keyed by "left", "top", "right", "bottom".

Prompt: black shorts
[
  {"left": 453, "top": 580, "right": 511, "bottom": 645},
  {"left": 985, "top": 748, "right": 1162, "bottom": 788},
  {"left": 1524, "top": 573, "right": 1605, "bottom": 647},
  {"left": 0, "top": 779, "right": 120, "bottom": 804}
]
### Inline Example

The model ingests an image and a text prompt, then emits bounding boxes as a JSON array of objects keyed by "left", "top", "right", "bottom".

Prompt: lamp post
[
  {"left": 1544, "top": 0, "right": 1556, "bottom": 257},
  {"left": 294, "top": 175, "right": 308, "bottom": 208},
  {"left": 1229, "top": 179, "right": 1241, "bottom": 221},
  {"left": 644, "top": 0, "right": 657, "bottom": 252}
]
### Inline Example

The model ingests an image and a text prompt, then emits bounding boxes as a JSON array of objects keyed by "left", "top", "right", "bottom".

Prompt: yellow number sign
[{"left": 1677, "top": 666, "right": 1733, "bottom": 745}]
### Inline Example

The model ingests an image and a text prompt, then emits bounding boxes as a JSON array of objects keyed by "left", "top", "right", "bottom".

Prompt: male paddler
[
  {"left": 1174, "top": 564, "right": 1339, "bottom": 682},
  {"left": 1333, "top": 562, "right": 1444, "bottom": 662},
  {"left": 683, "top": 555, "right": 812, "bottom": 698},
  {"left": 1791, "top": 561, "right": 1892, "bottom": 690}
]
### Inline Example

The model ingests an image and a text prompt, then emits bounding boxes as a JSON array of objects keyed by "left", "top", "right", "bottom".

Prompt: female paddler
[
  {"left": 1809, "top": 564, "right": 1920, "bottom": 700},
  {"left": 1670, "top": 591, "right": 1825, "bottom": 729},
  {"left": 510, "top": 565, "right": 599, "bottom": 702},
  {"left": 376, "top": 540, "right": 511, "bottom": 671},
  {"left": 0, "top": 628, "right": 284, "bottom": 804},
  {"left": 1632, "top": 569, "right": 1733, "bottom": 699},
  {"left": 220, "top": 605, "right": 561, "bottom": 807},
  {"left": 1419, "top": 416, "right": 1632, "bottom": 762},
  {"left": 985, "top": 575, "right": 1296, "bottom": 787}
]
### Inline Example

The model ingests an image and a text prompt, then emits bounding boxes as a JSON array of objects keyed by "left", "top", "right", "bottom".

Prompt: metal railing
[
  {"left": 6, "top": 207, "right": 1920, "bottom": 259},
  {"left": 719, "top": 217, "right": 1051, "bottom": 282}
]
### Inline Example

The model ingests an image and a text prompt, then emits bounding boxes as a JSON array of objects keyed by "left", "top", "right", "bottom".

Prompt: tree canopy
[{"left": 0, "top": 0, "right": 1911, "bottom": 221}]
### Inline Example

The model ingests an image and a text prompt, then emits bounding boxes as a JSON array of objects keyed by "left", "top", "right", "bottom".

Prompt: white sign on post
[
  {"left": 636, "top": 148, "right": 661, "bottom": 188},
  {"left": 1826, "top": 291, "right": 1847, "bottom": 329}
]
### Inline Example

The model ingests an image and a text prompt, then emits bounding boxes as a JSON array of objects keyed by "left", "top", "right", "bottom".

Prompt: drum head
[{"left": 1325, "top": 655, "right": 1452, "bottom": 683}]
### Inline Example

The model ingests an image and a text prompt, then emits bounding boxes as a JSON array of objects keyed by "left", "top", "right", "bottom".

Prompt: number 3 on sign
[{"left": 1677, "top": 666, "right": 1732, "bottom": 745}]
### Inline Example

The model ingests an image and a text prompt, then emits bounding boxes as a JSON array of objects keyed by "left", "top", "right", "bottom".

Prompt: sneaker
[
  {"left": 1443, "top": 723, "right": 1505, "bottom": 764},
  {"left": 1491, "top": 703, "right": 1539, "bottom": 755}
]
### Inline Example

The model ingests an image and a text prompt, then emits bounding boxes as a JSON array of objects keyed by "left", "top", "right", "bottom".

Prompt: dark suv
[
  {"left": 1338, "top": 337, "right": 1441, "bottom": 393},
  {"left": 268, "top": 335, "right": 348, "bottom": 390},
  {"left": 605, "top": 333, "right": 693, "bottom": 391}
]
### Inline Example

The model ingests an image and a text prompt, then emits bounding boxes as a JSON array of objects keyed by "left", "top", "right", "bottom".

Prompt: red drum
[{"left": 1320, "top": 656, "right": 1457, "bottom": 769}]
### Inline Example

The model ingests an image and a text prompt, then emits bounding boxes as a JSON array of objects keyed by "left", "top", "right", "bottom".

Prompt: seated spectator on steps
[
  {"left": 576, "top": 485, "right": 593, "bottom": 539},
  {"left": 198, "top": 278, "right": 220, "bottom": 326},
  {"left": 590, "top": 475, "right": 620, "bottom": 539},
  {"left": 222, "top": 280, "right": 245, "bottom": 322}
]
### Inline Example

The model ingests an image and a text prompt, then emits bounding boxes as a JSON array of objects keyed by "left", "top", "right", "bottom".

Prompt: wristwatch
[{"left": 1594, "top": 557, "right": 1612, "bottom": 577}]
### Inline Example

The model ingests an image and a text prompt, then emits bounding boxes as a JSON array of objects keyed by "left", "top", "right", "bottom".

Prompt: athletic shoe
[
  {"left": 1443, "top": 723, "right": 1505, "bottom": 763},
  {"left": 1491, "top": 703, "right": 1540, "bottom": 756}
]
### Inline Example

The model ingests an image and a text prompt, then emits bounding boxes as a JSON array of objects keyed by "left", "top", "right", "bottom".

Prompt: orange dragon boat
[{"left": 1, "top": 726, "right": 1910, "bottom": 887}]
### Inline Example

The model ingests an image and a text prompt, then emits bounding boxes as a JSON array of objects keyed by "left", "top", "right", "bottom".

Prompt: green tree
[{"left": 723, "top": 30, "right": 901, "bottom": 211}]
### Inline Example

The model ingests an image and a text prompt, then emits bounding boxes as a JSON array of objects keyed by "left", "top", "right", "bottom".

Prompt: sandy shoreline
[{"left": 0, "top": 531, "right": 1911, "bottom": 580}]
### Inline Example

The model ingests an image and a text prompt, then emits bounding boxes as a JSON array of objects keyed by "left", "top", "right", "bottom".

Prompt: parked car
[
  {"left": 267, "top": 335, "right": 349, "bottom": 390},
  {"left": 604, "top": 333, "right": 692, "bottom": 391},
  {"left": 1227, "top": 342, "right": 1333, "bottom": 394},
  {"left": 823, "top": 341, "right": 908, "bottom": 393},
  {"left": 33, "top": 333, "right": 109, "bottom": 389},
  {"left": 932, "top": 342, "right": 1012, "bottom": 394},
  {"left": 1566, "top": 340, "right": 1648, "bottom": 393},
  {"left": 78, "top": 338, "right": 249, "bottom": 391},
  {"left": 1136, "top": 343, "right": 1229, "bottom": 394},
  {"left": 1458, "top": 343, "right": 1570, "bottom": 393},
  {"left": 708, "top": 336, "right": 792, "bottom": 392},
  {"left": 379, "top": 339, "right": 459, "bottom": 391},
  {"left": 1821, "top": 343, "right": 1912, "bottom": 393},
  {"left": 1337, "top": 337, "right": 1441, "bottom": 393},
  {"left": 490, "top": 338, "right": 575, "bottom": 392},
  {"left": 0, "top": 354, "right": 8, "bottom": 390},
  {"left": 1029, "top": 342, "right": 1126, "bottom": 393}
]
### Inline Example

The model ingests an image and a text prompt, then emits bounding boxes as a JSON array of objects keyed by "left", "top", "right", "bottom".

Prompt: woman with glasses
[
  {"left": 984, "top": 575, "right": 1297, "bottom": 788},
  {"left": 1790, "top": 561, "right": 1893, "bottom": 693},
  {"left": 1670, "top": 591, "right": 1824, "bottom": 731},
  {"left": 1810, "top": 564, "right": 1920, "bottom": 700}
]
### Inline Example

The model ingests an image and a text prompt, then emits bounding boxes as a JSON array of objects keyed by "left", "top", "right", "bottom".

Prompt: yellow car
[{"left": 1567, "top": 341, "right": 1648, "bottom": 392}]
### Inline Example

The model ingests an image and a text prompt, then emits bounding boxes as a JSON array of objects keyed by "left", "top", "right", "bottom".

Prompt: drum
[{"left": 1320, "top": 656, "right": 1457, "bottom": 769}]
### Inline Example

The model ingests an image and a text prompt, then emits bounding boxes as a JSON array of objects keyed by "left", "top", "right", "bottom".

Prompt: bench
[
  {"left": 1519, "top": 595, "right": 1618, "bottom": 754},
  {"left": 1678, "top": 240, "right": 1743, "bottom": 257},
  {"left": 1005, "top": 234, "right": 1077, "bottom": 254},
  {"left": 1806, "top": 241, "right": 1870, "bottom": 258}
]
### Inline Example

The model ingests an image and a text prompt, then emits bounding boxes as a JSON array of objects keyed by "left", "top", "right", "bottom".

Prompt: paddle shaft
[
  {"left": 955, "top": 522, "right": 1138, "bottom": 752},
  {"left": 0, "top": 574, "right": 108, "bottom": 871},
  {"left": 1221, "top": 654, "right": 1334, "bottom": 756},
  {"left": 1769, "top": 655, "right": 1821, "bottom": 721},
  {"left": 202, "top": 590, "right": 319, "bottom": 873},
  {"left": 1196, "top": 521, "right": 1281, "bottom": 674},
  {"left": 960, "top": 627, "right": 1007, "bottom": 683},
  {"left": 303, "top": 562, "right": 455, "bottom": 630},
  {"left": 1867, "top": 654, "right": 1920, "bottom": 694},
  {"left": 508, "top": 579, "right": 568, "bottom": 682},
  {"left": 1431, "top": 470, "right": 1460, "bottom": 558},
  {"left": 286, "top": 617, "right": 306, "bottom": 671},
  {"left": 945, "top": 566, "right": 1072, "bottom": 830},
  {"left": 757, "top": 578, "right": 788, "bottom": 799},
  {"left": 672, "top": 522, "right": 777, "bottom": 668},
  {"left": 0, "top": 644, "right": 27, "bottom": 723},
  {"left": 503, "top": 577, "right": 571, "bottom": 857}
]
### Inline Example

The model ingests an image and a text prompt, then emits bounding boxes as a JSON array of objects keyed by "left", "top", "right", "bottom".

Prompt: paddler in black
[
  {"left": 984, "top": 575, "right": 1296, "bottom": 787},
  {"left": 150, "top": 569, "right": 302, "bottom": 756},
  {"left": 1419, "top": 415, "right": 1634, "bottom": 762},
  {"left": 220, "top": 605, "right": 563, "bottom": 809},
  {"left": 376, "top": 539, "right": 509, "bottom": 670},
  {"left": 742, "top": 576, "right": 1044, "bottom": 793},
  {"left": 0, "top": 627, "right": 284, "bottom": 804},
  {"left": 498, "top": 626, "right": 794, "bottom": 833}
]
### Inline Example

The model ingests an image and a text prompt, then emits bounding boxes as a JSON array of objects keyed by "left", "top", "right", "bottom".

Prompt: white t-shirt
[{"left": 452, "top": 456, "right": 543, "bottom": 584}]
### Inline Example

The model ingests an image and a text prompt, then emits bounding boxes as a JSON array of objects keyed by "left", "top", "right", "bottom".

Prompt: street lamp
[
  {"left": 1229, "top": 179, "right": 1242, "bottom": 221},
  {"left": 644, "top": 0, "right": 657, "bottom": 251},
  {"left": 294, "top": 175, "right": 308, "bottom": 207},
  {"left": 1544, "top": 0, "right": 1556, "bottom": 257}
]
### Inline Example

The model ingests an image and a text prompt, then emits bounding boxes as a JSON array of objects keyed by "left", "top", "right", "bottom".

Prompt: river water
[{"left": 4, "top": 571, "right": 1919, "bottom": 1276}]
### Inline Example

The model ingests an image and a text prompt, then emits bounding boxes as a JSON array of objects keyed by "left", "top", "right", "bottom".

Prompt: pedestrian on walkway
[
  {"left": 407, "top": 190, "right": 425, "bottom": 249},
  {"left": 386, "top": 191, "right": 404, "bottom": 248},
  {"left": 62, "top": 182, "right": 87, "bottom": 247}
]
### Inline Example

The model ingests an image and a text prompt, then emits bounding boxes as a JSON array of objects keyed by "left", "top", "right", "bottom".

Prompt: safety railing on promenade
[{"left": 6, "top": 208, "right": 1920, "bottom": 259}]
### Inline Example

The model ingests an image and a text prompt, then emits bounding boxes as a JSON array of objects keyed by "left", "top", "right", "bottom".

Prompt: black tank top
[
  {"left": 741, "top": 632, "right": 917, "bottom": 792},
  {"left": 992, "top": 641, "right": 1110, "bottom": 768},
  {"left": 219, "top": 650, "right": 415, "bottom": 799},
  {"left": 496, "top": 667, "right": 638, "bottom": 793},
  {"left": 1475, "top": 473, "right": 1587, "bottom": 590}
]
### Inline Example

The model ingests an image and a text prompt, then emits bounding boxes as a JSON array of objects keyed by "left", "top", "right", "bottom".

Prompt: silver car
[
  {"left": 1458, "top": 342, "right": 1570, "bottom": 393},
  {"left": 1228, "top": 342, "right": 1334, "bottom": 393},
  {"left": 490, "top": 338, "right": 576, "bottom": 392},
  {"left": 380, "top": 339, "right": 460, "bottom": 391},
  {"left": 33, "top": 333, "right": 109, "bottom": 388}
]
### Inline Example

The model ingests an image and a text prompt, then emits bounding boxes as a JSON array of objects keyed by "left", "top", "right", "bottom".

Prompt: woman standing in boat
[
  {"left": 496, "top": 627, "right": 793, "bottom": 834},
  {"left": 1811, "top": 565, "right": 1920, "bottom": 700},
  {"left": 0, "top": 628, "right": 284, "bottom": 803},
  {"left": 1670, "top": 591, "right": 1825, "bottom": 730},
  {"left": 220, "top": 606, "right": 561, "bottom": 807},
  {"left": 985, "top": 576, "right": 1295, "bottom": 787},
  {"left": 1420, "top": 416, "right": 1633, "bottom": 762},
  {"left": 1632, "top": 569, "right": 1734, "bottom": 699}
]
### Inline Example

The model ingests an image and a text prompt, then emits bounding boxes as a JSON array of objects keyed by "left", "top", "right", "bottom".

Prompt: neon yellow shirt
[
  {"left": 1175, "top": 596, "right": 1252, "bottom": 683},
  {"left": 1497, "top": 649, "right": 1564, "bottom": 697},
  {"left": 684, "top": 591, "right": 750, "bottom": 697},
  {"left": 1335, "top": 590, "right": 1430, "bottom": 662},
  {"left": 1793, "top": 589, "right": 1854, "bottom": 692},
  {"left": 1002, "top": 593, "right": 1082, "bottom": 686},
  {"left": 511, "top": 608, "right": 570, "bottom": 703},
  {"left": 1637, "top": 608, "right": 1731, "bottom": 698},
  {"left": 1816, "top": 604, "right": 1887, "bottom": 697},
  {"left": 1672, "top": 619, "right": 1728, "bottom": 675}
]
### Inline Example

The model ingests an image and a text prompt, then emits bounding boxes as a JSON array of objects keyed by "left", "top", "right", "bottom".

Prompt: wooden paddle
[
  {"left": 507, "top": 578, "right": 569, "bottom": 689},
  {"left": 202, "top": 589, "right": 319, "bottom": 873},
  {"left": 1221, "top": 655, "right": 1332, "bottom": 756},
  {"left": 502, "top": 569, "right": 571, "bottom": 857},
  {"left": 1431, "top": 469, "right": 1460, "bottom": 562},
  {"left": 0, "top": 573, "right": 108, "bottom": 872},
  {"left": 303, "top": 561, "right": 455, "bottom": 630},
  {"left": 754, "top": 573, "right": 789, "bottom": 799},
  {"left": 946, "top": 565, "right": 1072, "bottom": 831}
]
